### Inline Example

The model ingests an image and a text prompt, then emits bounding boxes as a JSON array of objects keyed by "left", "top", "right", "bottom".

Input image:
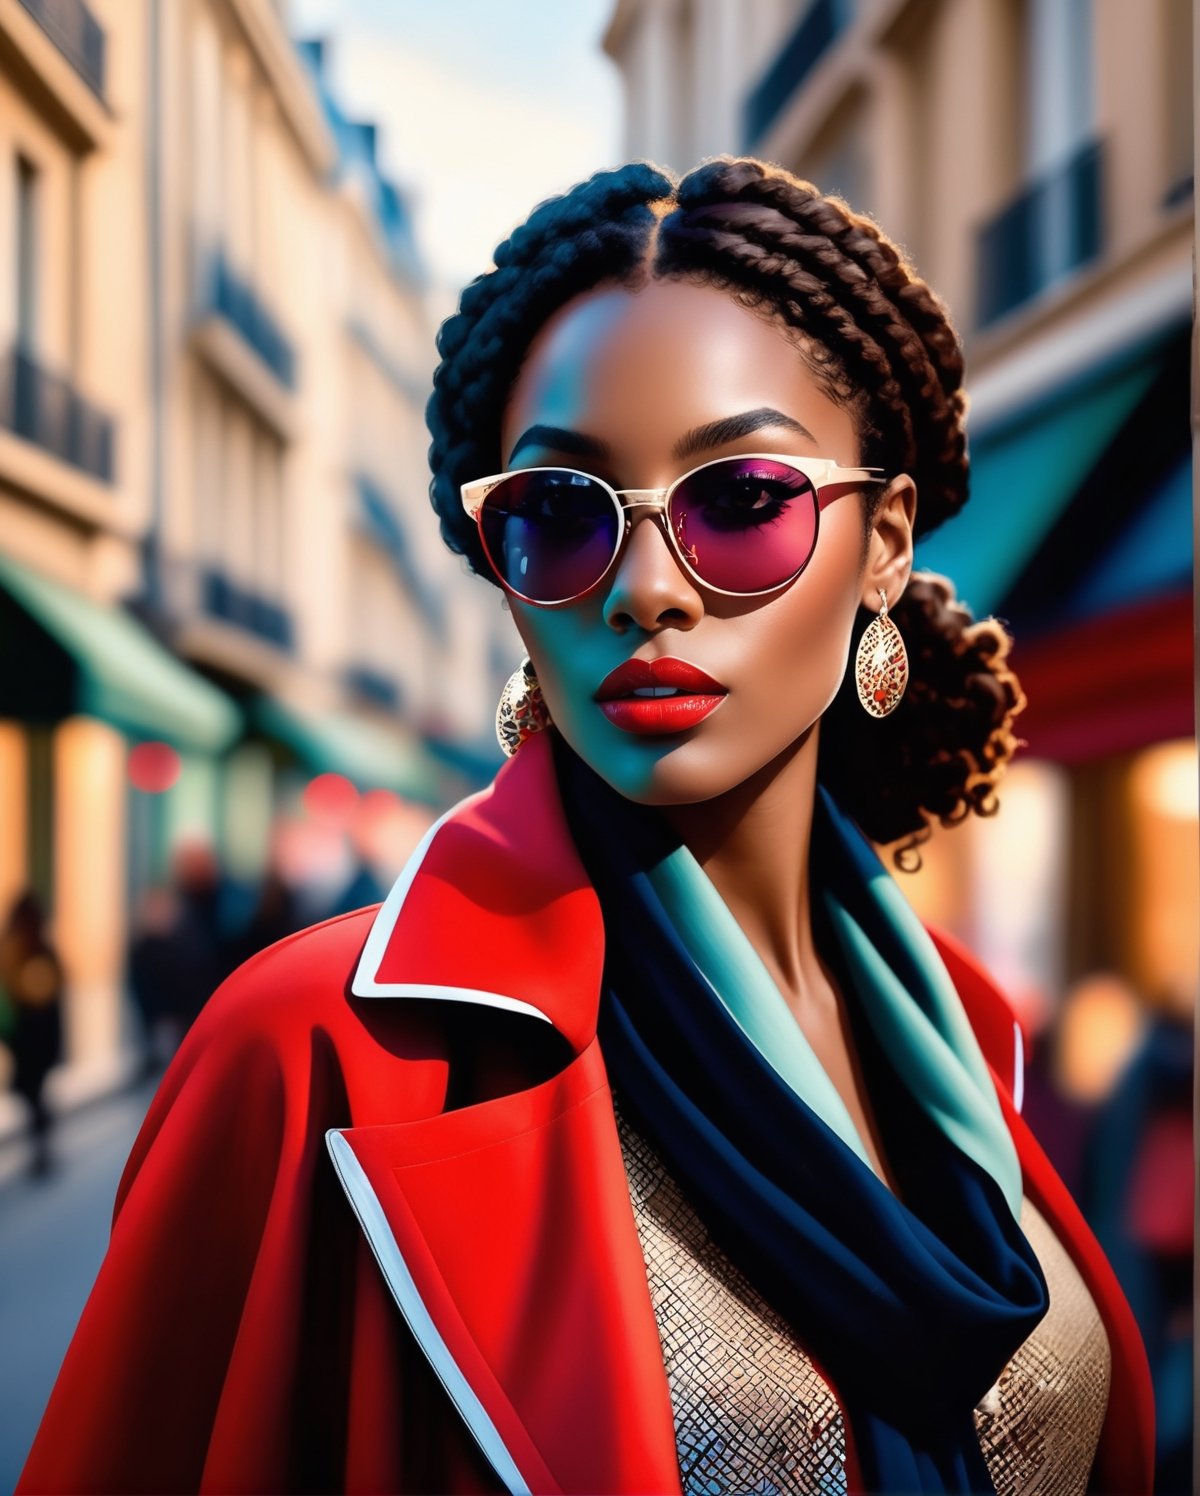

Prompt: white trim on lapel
[
  {"left": 350, "top": 793, "right": 552, "bottom": 1025},
  {"left": 1012, "top": 1021, "right": 1025, "bottom": 1113},
  {"left": 325, "top": 1128, "right": 534, "bottom": 1496}
]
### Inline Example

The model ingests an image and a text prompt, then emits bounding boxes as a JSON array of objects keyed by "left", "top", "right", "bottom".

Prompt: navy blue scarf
[{"left": 551, "top": 733, "right": 1048, "bottom": 1495}]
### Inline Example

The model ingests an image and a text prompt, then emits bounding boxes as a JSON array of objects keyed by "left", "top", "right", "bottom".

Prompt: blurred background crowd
[{"left": 0, "top": 0, "right": 1194, "bottom": 1489}]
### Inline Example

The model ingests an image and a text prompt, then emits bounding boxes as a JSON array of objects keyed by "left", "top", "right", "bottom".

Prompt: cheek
[
  {"left": 721, "top": 600, "right": 856, "bottom": 760},
  {"left": 513, "top": 605, "right": 648, "bottom": 784},
  {"left": 668, "top": 583, "right": 862, "bottom": 806},
  {"left": 738, "top": 520, "right": 862, "bottom": 693},
  {"left": 509, "top": 605, "right": 596, "bottom": 708}
]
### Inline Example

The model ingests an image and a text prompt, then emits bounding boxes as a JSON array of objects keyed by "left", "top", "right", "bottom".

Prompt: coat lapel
[
  {"left": 333, "top": 731, "right": 681, "bottom": 1493},
  {"left": 327, "top": 1035, "right": 683, "bottom": 1496},
  {"left": 350, "top": 730, "right": 604, "bottom": 1056}
]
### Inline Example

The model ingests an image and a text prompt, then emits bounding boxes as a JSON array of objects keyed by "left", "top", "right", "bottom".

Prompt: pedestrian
[
  {"left": 0, "top": 892, "right": 63, "bottom": 1178},
  {"left": 229, "top": 867, "right": 303, "bottom": 968},
  {"left": 127, "top": 886, "right": 215, "bottom": 1069},
  {"left": 1084, "top": 983, "right": 1194, "bottom": 1492}
]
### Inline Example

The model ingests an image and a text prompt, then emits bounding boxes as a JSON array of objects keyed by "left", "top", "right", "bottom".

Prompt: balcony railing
[
  {"left": 344, "top": 665, "right": 402, "bottom": 713},
  {"left": 976, "top": 138, "right": 1105, "bottom": 328},
  {"left": 355, "top": 474, "right": 446, "bottom": 637},
  {"left": 198, "top": 248, "right": 297, "bottom": 389},
  {"left": 18, "top": 0, "right": 106, "bottom": 98},
  {"left": 200, "top": 567, "right": 294, "bottom": 651},
  {"left": 1, "top": 346, "right": 114, "bottom": 480},
  {"left": 743, "top": 0, "right": 851, "bottom": 147}
]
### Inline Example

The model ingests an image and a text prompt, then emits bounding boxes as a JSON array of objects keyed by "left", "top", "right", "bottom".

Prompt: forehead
[{"left": 500, "top": 278, "right": 858, "bottom": 467}]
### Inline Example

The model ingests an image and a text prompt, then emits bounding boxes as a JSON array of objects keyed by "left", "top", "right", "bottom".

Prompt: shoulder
[
  {"left": 115, "top": 906, "right": 460, "bottom": 1211},
  {"left": 146, "top": 903, "right": 457, "bottom": 1120},
  {"left": 199, "top": 905, "right": 379, "bottom": 1039}
]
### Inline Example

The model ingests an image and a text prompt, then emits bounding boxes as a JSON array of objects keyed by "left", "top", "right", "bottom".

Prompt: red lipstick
[{"left": 595, "top": 656, "right": 728, "bottom": 736}]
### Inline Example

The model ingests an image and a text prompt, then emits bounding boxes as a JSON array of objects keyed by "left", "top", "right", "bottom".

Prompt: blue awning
[
  {"left": 914, "top": 355, "right": 1162, "bottom": 618},
  {"left": 1060, "top": 455, "right": 1193, "bottom": 624}
]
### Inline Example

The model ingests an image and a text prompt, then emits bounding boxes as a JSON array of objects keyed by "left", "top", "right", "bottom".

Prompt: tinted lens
[
  {"left": 478, "top": 469, "right": 620, "bottom": 602},
  {"left": 670, "top": 458, "right": 818, "bottom": 592}
]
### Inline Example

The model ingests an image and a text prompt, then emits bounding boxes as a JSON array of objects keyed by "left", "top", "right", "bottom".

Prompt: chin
[{"left": 564, "top": 721, "right": 813, "bottom": 809}]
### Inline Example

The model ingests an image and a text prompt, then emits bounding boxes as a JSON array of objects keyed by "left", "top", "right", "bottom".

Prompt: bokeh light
[
  {"left": 127, "top": 741, "right": 182, "bottom": 794},
  {"left": 302, "top": 772, "right": 359, "bottom": 826}
]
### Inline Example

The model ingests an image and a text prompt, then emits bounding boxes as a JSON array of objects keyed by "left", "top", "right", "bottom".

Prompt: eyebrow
[
  {"left": 672, "top": 408, "right": 816, "bottom": 460},
  {"left": 507, "top": 424, "right": 610, "bottom": 465},
  {"left": 506, "top": 406, "right": 816, "bottom": 468}
]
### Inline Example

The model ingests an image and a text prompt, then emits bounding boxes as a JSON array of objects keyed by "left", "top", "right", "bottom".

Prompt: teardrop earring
[
  {"left": 495, "top": 656, "right": 552, "bottom": 757},
  {"left": 855, "top": 588, "right": 908, "bottom": 718}
]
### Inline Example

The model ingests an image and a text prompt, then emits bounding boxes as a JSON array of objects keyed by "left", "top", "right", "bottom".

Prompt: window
[
  {"left": 1023, "top": 0, "right": 1094, "bottom": 177},
  {"left": 254, "top": 429, "right": 284, "bottom": 601},
  {"left": 976, "top": 0, "right": 1102, "bottom": 323},
  {"left": 16, "top": 155, "right": 39, "bottom": 351},
  {"left": 1163, "top": 0, "right": 1193, "bottom": 203},
  {"left": 193, "top": 371, "right": 223, "bottom": 564},
  {"left": 799, "top": 92, "right": 866, "bottom": 212}
]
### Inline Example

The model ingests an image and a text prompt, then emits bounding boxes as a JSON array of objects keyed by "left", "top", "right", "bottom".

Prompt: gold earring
[
  {"left": 496, "top": 656, "right": 552, "bottom": 757},
  {"left": 855, "top": 588, "right": 908, "bottom": 718}
]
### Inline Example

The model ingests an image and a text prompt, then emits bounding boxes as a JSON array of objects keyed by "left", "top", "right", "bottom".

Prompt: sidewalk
[{"left": 0, "top": 1076, "right": 158, "bottom": 1493}]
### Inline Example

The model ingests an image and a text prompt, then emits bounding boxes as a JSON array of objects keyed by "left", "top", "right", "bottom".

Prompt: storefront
[
  {"left": 905, "top": 319, "right": 1195, "bottom": 1029},
  {"left": 0, "top": 558, "right": 241, "bottom": 1104}
]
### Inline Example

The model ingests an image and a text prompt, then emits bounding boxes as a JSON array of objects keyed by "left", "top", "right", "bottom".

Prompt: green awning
[
  {"left": 0, "top": 556, "right": 242, "bottom": 753},
  {"left": 253, "top": 695, "right": 443, "bottom": 804},
  {"left": 914, "top": 354, "right": 1162, "bottom": 618}
]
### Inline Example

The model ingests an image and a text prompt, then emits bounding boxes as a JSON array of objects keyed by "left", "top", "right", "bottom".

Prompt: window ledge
[
  {"left": 174, "top": 612, "right": 297, "bottom": 689},
  {"left": 967, "top": 199, "right": 1194, "bottom": 373},
  {"left": 190, "top": 316, "right": 300, "bottom": 440},
  {"left": 0, "top": 425, "right": 130, "bottom": 532},
  {"left": 0, "top": 0, "right": 113, "bottom": 152}
]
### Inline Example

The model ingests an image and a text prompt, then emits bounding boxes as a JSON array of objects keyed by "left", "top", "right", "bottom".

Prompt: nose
[{"left": 602, "top": 507, "right": 705, "bottom": 634}]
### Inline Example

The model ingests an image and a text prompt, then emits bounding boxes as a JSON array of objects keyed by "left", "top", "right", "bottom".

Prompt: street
[{"left": 0, "top": 1080, "right": 156, "bottom": 1493}]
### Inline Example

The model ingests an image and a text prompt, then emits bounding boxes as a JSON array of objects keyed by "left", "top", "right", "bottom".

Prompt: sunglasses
[{"left": 460, "top": 453, "right": 888, "bottom": 605}]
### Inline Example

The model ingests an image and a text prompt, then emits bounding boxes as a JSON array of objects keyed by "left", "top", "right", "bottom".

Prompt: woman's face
[{"left": 498, "top": 278, "right": 913, "bottom": 806}]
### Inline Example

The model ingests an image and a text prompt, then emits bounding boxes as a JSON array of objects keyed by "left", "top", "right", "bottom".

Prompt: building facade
[
  {"left": 0, "top": 0, "right": 506, "bottom": 1111},
  {"left": 604, "top": 0, "right": 1196, "bottom": 1021}
]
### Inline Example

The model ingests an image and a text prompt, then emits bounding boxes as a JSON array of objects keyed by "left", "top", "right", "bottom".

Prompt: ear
[{"left": 861, "top": 474, "right": 917, "bottom": 611}]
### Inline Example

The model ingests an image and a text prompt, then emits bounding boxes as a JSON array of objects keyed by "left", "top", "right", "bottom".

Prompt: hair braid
[
  {"left": 660, "top": 158, "right": 968, "bottom": 533},
  {"left": 427, "top": 164, "right": 674, "bottom": 570},
  {"left": 655, "top": 213, "right": 921, "bottom": 485},
  {"left": 426, "top": 156, "right": 1026, "bottom": 870},
  {"left": 691, "top": 160, "right": 967, "bottom": 400}
]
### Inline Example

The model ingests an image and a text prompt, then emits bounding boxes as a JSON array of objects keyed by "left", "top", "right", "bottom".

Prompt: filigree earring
[
  {"left": 855, "top": 588, "right": 908, "bottom": 718},
  {"left": 496, "top": 656, "right": 552, "bottom": 757}
]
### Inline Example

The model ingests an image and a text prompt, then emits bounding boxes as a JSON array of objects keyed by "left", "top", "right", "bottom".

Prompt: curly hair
[{"left": 426, "top": 156, "right": 1027, "bottom": 871}]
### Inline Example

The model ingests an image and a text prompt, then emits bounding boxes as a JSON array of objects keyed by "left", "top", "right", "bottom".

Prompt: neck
[{"left": 660, "top": 723, "right": 829, "bottom": 1013}]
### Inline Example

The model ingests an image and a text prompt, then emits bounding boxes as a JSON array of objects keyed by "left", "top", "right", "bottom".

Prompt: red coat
[{"left": 19, "top": 730, "right": 1153, "bottom": 1495}]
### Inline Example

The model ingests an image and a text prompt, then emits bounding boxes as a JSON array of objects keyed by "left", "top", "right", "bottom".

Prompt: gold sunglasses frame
[{"left": 460, "top": 452, "right": 888, "bottom": 606}]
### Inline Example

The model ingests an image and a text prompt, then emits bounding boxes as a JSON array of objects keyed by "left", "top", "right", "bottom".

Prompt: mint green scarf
[{"left": 643, "top": 782, "right": 1023, "bottom": 1217}]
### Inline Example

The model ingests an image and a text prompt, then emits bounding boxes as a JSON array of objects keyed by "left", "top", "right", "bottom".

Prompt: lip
[
  {"left": 595, "top": 656, "right": 728, "bottom": 737},
  {"left": 594, "top": 656, "right": 728, "bottom": 701}
]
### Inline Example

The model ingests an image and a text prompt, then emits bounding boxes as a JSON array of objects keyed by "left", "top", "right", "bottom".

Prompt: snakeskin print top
[{"left": 613, "top": 1095, "right": 1112, "bottom": 1496}]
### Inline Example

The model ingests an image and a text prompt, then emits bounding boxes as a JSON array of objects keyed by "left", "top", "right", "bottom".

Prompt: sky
[{"left": 287, "top": 0, "right": 623, "bottom": 309}]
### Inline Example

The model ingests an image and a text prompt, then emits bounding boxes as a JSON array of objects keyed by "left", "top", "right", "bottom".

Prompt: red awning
[{"left": 1012, "top": 590, "right": 1195, "bottom": 764}]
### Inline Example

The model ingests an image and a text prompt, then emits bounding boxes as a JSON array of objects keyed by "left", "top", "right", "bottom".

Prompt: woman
[{"left": 19, "top": 158, "right": 1152, "bottom": 1496}]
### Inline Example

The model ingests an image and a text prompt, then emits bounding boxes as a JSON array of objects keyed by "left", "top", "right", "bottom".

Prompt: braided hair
[{"left": 427, "top": 156, "right": 1026, "bottom": 871}]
